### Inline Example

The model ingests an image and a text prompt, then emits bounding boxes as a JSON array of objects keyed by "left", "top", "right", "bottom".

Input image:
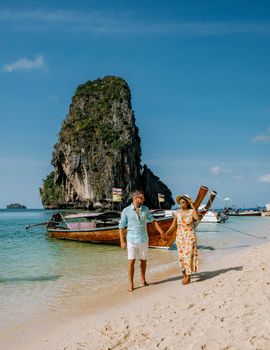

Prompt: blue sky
[{"left": 0, "top": 0, "right": 269, "bottom": 208}]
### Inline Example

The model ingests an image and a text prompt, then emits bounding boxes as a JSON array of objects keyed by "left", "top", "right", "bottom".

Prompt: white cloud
[
  {"left": 258, "top": 174, "right": 270, "bottom": 183},
  {"left": 2, "top": 54, "right": 45, "bottom": 73},
  {"left": 252, "top": 128, "right": 270, "bottom": 143},
  {"left": 1, "top": 9, "right": 270, "bottom": 36},
  {"left": 209, "top": 166, "right": 230, "bottom": 176}
]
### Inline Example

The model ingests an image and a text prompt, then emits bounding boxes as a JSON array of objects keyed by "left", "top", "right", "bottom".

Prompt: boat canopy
[
  {"left": 62, "top": 211, "right": 121, "bottom": 220},
  {"left": 63, "top": 212, "right": 104, "bottom": 219}
]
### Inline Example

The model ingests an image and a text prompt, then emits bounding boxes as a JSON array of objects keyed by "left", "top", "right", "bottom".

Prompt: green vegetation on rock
[
  {"left": 59, "top": 76, "right": 132, "bottom": 152},
  {"left": 40, "top": 75, "right": 173, "bottom": 209},
  {"left": 6, "top": 203, "right": 27, "bottom": 209},
  {"left": 40, "top": 172, "right": 65, "bottom": 207}
]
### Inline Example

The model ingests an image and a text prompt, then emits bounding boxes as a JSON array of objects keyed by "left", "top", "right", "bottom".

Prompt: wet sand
[{"left": 1, "top": 240, "right": 270, "bottom": 350}]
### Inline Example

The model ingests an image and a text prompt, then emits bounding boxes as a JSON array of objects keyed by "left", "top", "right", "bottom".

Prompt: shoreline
[{"left": 2, "top": 239, "right": 270, "bottom": 349}]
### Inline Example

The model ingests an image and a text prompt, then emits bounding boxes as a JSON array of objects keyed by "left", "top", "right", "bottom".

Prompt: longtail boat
[
  {"left": 46, "top": 186, "right": 216, "bottom": 248},
  {"left": 47, "top": 211, "right": 175, "bottom": 248}
]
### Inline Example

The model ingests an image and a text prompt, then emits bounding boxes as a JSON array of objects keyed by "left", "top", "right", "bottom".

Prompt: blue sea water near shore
[{"left": 0, "top": 209, "right": 269, "bottom": 336}]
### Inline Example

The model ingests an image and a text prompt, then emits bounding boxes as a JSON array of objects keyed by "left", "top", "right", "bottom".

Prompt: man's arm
[
  {"left": 153, "top": 221, "right": 164, "bottom": 235},
  {"left": 119, "top": 228, "right": 127, "bottom": 250},
  {"left": 119, "top": 210, "right": 128, "bottom": 250},
  {"left": 146, "top": 208, "right": 165, "bottom": 236},
  {"left": 164, "top": 217, "right": 177, "bottom": 237}
]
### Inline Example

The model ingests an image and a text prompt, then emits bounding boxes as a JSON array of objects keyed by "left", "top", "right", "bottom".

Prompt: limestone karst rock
[
  {"left": 40, "top": 76, "right": 174, "bottom": 209},
  {"left": 141, "top": 165, "right": 174, "bottom": 209}
]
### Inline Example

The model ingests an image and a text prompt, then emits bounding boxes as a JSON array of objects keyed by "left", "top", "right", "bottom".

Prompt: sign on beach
[
  {"left": 112, "top": 188, "right": 123, "bottom": 202},
  {"left": 158, "top": 193, "right": 165, "bottom": 203},
  {"left": 158, "top": 193, "right": 165, "bottom": 209}
]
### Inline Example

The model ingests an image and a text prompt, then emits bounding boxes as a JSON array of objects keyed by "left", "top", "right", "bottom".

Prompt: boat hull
[
  {"left": 48, "top": 226, "right": 121, "bottom": 245},
  {"left": 47, "top": 216, "right": 176, "bottom": 248},
  {"left": 227, "top": 212, "right": 261, "bottom": 216},
  {"left": 46, "top": 185, "right": 215, "bottom": 248}
]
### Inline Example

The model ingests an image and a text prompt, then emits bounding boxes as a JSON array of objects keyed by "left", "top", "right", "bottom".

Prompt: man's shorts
[{"left": 127, "top": 242, "right": 148, "bottom": 260}]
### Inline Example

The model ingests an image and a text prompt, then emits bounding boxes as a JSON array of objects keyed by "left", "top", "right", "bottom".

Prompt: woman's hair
[{"left": 180, "top": 197, "right": 192, "bottom": 209}]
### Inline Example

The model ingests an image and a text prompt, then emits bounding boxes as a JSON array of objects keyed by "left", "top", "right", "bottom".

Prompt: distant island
[{"left": 6, "top": 203, "right": 27, "bottom": 209}]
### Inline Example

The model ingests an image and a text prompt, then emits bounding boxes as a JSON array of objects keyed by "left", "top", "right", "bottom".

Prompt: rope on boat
[
  {"left": 25, "top": 222, "right": 48, "bottom": 230},
  {"left": 218, "top": 223, "right": 268, "bottom": 240},
  {"left": 205, "top": 191, "right": 268, "bottom": 241}
]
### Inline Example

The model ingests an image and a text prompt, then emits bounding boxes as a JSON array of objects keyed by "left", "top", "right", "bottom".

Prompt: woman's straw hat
[{"left": 175, "top": 194, "right": 192, "bottom": 204}]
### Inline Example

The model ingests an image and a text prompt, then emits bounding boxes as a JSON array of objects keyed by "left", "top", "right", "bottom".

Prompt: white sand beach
[{"left": 2, "top": 241, "right": 270, "bottom": 350}]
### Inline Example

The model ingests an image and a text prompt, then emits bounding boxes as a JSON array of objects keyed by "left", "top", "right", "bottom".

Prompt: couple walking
[{"left": 119, "top": 189, "right": 199, "bottom": 292}]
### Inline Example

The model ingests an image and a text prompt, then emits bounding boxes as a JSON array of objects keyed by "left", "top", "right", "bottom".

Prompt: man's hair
[{"left": 131, "top": 189, "right": 144, "bottom": 199}]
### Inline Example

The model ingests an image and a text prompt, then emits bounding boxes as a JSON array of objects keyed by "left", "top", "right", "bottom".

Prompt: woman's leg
[
  {"left": 176, "top": 233, "right": 186, "bottom": 278},
  {"left": 183, "top": 231, "right": 199, "bottom": 284},
  {"left": 182, "top": 231, "right": 194, "bottom": 283}
]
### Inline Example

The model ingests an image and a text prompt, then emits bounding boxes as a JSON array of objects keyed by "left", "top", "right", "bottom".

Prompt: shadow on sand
[
  {"left": 193, "top": 266, "right": 243, "bottom": 282},
  {"left": 150, "top": 266, "right": 243, "bottom": 286}
]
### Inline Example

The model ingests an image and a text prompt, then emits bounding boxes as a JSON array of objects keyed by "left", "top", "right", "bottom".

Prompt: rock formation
[
  {"left": 40, "top": 76, "right": 174, "bottom": 209},
  {"left": 141, "top": 165, "right": 174, "bottom": 209}
]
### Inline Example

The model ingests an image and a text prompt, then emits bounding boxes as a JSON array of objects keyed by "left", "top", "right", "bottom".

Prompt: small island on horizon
[{"left": 6, "top": 203, "right": 27, "bottom": 209}]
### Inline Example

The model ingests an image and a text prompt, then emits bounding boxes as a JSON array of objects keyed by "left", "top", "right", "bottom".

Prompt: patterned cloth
[{"left": 174, "top": 209, "right": 199, "bottom": 275}]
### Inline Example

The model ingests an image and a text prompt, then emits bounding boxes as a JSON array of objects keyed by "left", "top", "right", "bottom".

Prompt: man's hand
[
  {"left": 154, "top": 221, "right": 164, "bottom": 237},
  {"left": 119, "top": 228, "right": 127, "bottom": 250},
  {"left": 121, "top": 241, "right": 127, "bottom": 250},
  {"left": 160, "top": 232, "right": 166, "bottom": 239}
]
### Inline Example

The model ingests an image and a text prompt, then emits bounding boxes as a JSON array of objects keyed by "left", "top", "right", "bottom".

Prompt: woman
[{"left": 162, "top": 194, "right": 199, "bottom": 285}]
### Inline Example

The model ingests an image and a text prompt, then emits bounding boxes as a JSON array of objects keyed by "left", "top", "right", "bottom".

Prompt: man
[{"left": 119, "top": 189, "right": 163, "bottom": 292}]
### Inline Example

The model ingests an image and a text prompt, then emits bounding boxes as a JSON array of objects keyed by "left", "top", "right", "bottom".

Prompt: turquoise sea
[{"left": 0, "top": 209, "right": 269, "bottom": 336}]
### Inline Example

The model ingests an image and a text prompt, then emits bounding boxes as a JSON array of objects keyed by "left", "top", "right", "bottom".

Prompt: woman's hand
[
  {"left": 188, "top": 198, "right": 194, "bottom": 207},
  {"left": 189, "top": 200, "right": 200, "bottom": 220},
  {"left": 154, "top": 222, "right": 165, "bottom": 238}
]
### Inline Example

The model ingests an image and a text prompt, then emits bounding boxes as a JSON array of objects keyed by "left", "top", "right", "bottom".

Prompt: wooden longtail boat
[
  {"left": 46, "top": 186, "right": 216, "bottom": 248},
  {"left": 47, "top": 211, "right": 175, "bottom": 248}
]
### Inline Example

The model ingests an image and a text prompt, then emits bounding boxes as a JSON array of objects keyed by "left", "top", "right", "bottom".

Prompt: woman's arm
[
  {"left": 163, "top": 217, "right": 177, "bottom": 237},
  {"left": 189, "top": 201, "right": 199, "bottom": 221}
]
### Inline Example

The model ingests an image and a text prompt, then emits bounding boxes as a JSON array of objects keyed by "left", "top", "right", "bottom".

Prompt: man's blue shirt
[{"left": 118, "top": 204, "right": 154, "bottom": 244}]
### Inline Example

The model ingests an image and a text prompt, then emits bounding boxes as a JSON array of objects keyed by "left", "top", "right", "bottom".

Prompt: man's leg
[
  {"left": 140, "top": 259, "right": 148, "bottom": 286},
  {"left": 139, "top": 242, "right": 148, "bottom": 286},
  {"left": 127, "top": 242, "right": 136, "bottom": 292},
  {"left": 128, "top": 259, "right": 136, "bottom": 292}
]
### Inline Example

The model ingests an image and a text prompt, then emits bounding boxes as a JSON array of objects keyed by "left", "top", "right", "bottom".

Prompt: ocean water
[{"left": 0, "top": 209, "right": 269, "bottom": 335}]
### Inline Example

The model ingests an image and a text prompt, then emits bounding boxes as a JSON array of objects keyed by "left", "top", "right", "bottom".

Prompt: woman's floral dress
[{"left": 174, "top": 209, "right": 199, "bottom": 275}]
